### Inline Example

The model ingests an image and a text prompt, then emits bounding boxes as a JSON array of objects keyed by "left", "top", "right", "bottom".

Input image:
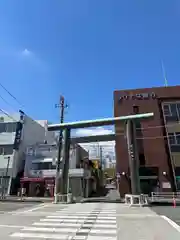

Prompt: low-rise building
[
  {"left": 22, "top": 142, "right": 91, "bottom": 198},
  {"left": 0, "top": 111, "right": 55, "bottom": 195}
]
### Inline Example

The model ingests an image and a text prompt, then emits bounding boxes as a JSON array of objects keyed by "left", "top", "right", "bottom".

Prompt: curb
[{"left": 0, "top": 198, "right": 53, "bottom": 203}]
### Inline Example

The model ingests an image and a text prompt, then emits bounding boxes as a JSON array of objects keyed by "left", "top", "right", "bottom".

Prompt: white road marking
[
  {"left": 33, "top": 222, "right": 82, "bottom": 227},
  {"left": 93, "top": 224, "right": 117, "bottom": 229},
  {"left": 40, "top": 218, "right": 85, "bottom": 223},
  {"left": 33, "top": 222, "right": 116, "bottom": 229},
  {"left": 87, "top": 237, "right": 116, "bottom": 240},
  {"left": 10, "top": 205, "right": 118, "bottom": 239},
  {"left": 90, "top": 229, "right": 116, "bottom": 234},
  {"left": 46, "top": 215, "right": 87, "bottom": 219},
  {"left": 92, "top": 219, "right": 116, "bottom": 224},
  {"left": 161, "top": 215, "right": 180, "bottom": 233},
  {"left": 22, "top": 226, "right": 78, "bottom": 233},
  {"left": 25, "top": 203, "right": 49, "bottom": 212},
  {"left": 10, "top": 232, "right": 68, "bottom": 239},
  {"left": 97, "top": 216, "right": 116, "bottom": 220},
  {"left": 0, "top": 224, "right": 25, "bottom": 228}
]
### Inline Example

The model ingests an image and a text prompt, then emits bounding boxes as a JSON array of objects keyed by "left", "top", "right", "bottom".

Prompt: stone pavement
[{"left": 0, "top": 202, "right": 180, "bottom": 239}]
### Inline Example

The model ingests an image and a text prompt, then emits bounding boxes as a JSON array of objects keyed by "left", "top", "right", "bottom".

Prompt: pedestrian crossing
[{"left": 10, "top": 204, "right": 118, "bottom": 240}]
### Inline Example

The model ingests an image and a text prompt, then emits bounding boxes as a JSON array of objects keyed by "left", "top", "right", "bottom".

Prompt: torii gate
[{"left": 48, "top": 113, "right": 154, "bottom": 202}]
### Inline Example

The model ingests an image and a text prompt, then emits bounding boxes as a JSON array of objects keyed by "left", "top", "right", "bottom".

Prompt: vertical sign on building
[{"left": 13, "top": 111, "right": 24, "bottom": 150}]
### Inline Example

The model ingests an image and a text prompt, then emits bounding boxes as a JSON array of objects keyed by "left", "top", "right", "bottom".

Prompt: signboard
[
  {"left": 29, "top": 169, "right": 85, "bottom": 178},
  {"left": 13, "top": 111, "right": 24, "bottom": 150},
  {"left": 119, "top": 92, "right": 156, "bottom": 101},
  {"left": 92, "top": 160, "right": 99, "bottom": 169},
  {"left": 13, "top": 121, "right": 23, "bottom": 150},
  {"left": 162, "top": 181, "right": 171, "bottom": 189}
]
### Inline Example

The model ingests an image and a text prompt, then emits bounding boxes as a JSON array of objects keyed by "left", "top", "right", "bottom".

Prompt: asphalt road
[
  {"left": 152, "top": 205, "right": 180, "bottom": 226},
  {"left": 0, "top": 202, "right": 38, "bottom": 213}
]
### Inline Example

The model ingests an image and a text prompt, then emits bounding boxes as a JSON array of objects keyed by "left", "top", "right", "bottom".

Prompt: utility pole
[
  {"left": 100, "top": 146, "right": 103, "bottom": 169},
  {"left": 54, "top": 95, "right": 67, "bottom": 203}
]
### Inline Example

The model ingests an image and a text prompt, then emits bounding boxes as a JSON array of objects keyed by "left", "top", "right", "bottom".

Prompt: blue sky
[{"left": 0, "top": 0, "right": 179, "bottom": 125}]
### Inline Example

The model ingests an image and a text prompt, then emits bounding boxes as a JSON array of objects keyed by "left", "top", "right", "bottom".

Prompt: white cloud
[
  {"left": 74, "top": 127, "right": 115, "bottom": 160},
  {"left": 18, "top": 48, "right": 48, "bottom": 72},
  {"left": 21, "top": 48, "right": 32, "bottom": 57},
  {"left": 75, "top": 127, "right": 114, "bottom": 136}
]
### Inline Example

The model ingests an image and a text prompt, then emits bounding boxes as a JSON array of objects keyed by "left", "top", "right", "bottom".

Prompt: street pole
[
  {"left": 54, "top": 96, "right": 66, "bottom": 203},
  {"left": 61, "top": 128, "right": 71, "bottom": 200},
  {"left": 5, "top": 156, "right": 10, "bottom": 177},
  {"left": 2, "top": 156, "right": 10, "bottom": 198},
  {"left": 100, "top": 146, "right": 103, "bottom": 169}
]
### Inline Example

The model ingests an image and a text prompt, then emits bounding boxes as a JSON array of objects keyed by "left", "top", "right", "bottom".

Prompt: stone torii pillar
[{"left": 126, "top": 119, "right": 141, "bottom": 195}]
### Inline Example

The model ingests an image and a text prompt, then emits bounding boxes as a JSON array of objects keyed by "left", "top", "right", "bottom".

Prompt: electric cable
[{"left": 0, "top": 82, "right": 25, "bottom": 110}]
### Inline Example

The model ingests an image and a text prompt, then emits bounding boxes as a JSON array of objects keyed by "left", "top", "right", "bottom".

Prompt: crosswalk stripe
[
  {"left": 40, "top": 218, "right": 85, "bottom": 223},
  {"left": 10, "top": 232, "right": 68, "bottom": 239},
  {"left": 87, "top": 237, "right": 116, "bottom": 240},
  {"left": 22, "top": 226, "right": 77, "bottom": 233},
  {"left": 90, "top": 229, "right": 116, "bottom": 234},
  {"left": 46, "top": 216, "right": 88, "bottom": 219},
  {"left": 46, "top": 215, "right": 116, "bottom": 220},
  {"left": 97, "top": 216, "right": 116, "bottom": 219},
  {"left": 33, "top": 222, "right": 82, "bottom": 227},
  {"left": 20, "top": 227, "right": 116, "bottom": 235},
  {"left": 10, "top": 206, "right": 118, "bottom": 240},
  {"left": 33, "top": 222, "right": 117, "bottom": 229},
  {"left": 40, "top": 218, "right": 116, "bottom": 224},
  {"left": 55, "top": 212, "right": 116, "bottom": 215}
]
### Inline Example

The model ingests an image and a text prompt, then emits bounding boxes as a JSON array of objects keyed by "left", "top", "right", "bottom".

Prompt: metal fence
[{"left": 150, "top": 192, "right": 180, "bottom": 202}]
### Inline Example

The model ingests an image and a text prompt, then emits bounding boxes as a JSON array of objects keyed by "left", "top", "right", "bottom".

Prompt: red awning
[{"left": 20, "top": 177, "right": 44, "bottom": 183}]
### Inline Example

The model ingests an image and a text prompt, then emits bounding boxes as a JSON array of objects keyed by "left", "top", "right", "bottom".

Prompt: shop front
[{"left": 20, "top": 177, "right": 55, "bottom": 197}]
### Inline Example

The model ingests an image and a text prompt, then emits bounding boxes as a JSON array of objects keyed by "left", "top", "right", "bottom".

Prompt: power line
[
  {"left": 0, "top": 82, "right": 24, "bottom": 109},
  {"left": 0, "top": 109, "right": 16, "bottom": 121},
  {"left": 0, "top": 94, "right": 18, "bottom": 113}
]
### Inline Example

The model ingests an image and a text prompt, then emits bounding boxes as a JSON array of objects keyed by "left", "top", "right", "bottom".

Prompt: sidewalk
[
  {"left": 116, "top": 204, "right": 180, "bottom": 239},
  {"left": 0, "top": 196, "right": 53, "bottom": 203}
]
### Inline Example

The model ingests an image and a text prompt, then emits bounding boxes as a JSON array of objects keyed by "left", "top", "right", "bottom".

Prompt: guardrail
[
  {"left": 151, "top": 192, "right": 180, "bottom": 202},
  {"left": 54, "top": 193, "right": 73, "bottom": 204}
]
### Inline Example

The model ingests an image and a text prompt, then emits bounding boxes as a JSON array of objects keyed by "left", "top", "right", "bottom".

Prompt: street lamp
[{"left": 162, "top": 171, "right": 167, "bottom": 176}]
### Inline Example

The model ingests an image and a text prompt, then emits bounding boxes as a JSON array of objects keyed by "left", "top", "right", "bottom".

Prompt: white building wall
[
  {"left": 35, "top": 120, "right": 55, "bottom": 144},
  {"left": 24, "top": 143, "right": 89, "bottom": 178},
  {"left": 11, "top": 115, "right": 49, "bottom": 179},
  {"left": 0, "top": 113, "right": 20, "bottom": 177},
  {"left": 22, "top": 116, "right": 47, "bottom": 147}
]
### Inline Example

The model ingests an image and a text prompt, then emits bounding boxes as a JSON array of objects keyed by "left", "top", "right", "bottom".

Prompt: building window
[
  {"left": 0, "top": 122, "right": 17, "bottom": 133},
  {"left": 32, "top": 161, "right": 58, "bottom": 170},
  {"left": 168, "top": 132, "right": 180, "bottom": 152},
  {"left": 176, "top": 133, "right": 180, "bottom": 145},
  {"left": 163, "top": 103, "right": 180, "bottom": 119},
  {"left": 168, "top": 133, "right": 176, "bottom": 145},
  {"left": 6, "top": 122, "right": 17, "bottom": 132},
  {"left": 0, "top": 123, "right": 6, "bottom": 133},
  {"left": 133, "top": 105, "right": 139, "bottom": 114},
  {"left": 163, "top": 104, "right": 171, "bottom": 116},
  {"left": 168, "top": 132, "right": 180, "bottom": 145},
  {"left": 0, "top": 145, "right": 13, "bottom": 155}
]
